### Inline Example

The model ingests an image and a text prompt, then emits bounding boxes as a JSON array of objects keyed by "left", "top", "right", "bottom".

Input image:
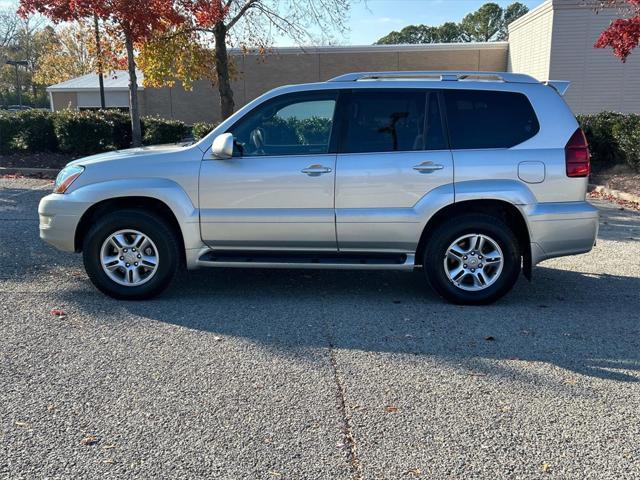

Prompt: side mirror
[{"left": 211, "top": 133, "right": 234, "bottom": 159}]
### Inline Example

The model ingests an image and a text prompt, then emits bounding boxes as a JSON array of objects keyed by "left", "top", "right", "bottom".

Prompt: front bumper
[
  {"left": 523, "top": 201, "right": 599, "bottom": 265},
  {"left": 38, "top": 193, "right": 91, "bottom": 252}
]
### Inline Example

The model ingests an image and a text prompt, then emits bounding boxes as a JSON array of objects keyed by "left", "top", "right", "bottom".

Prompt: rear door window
[
  {"left": 443, "top": 90, "right": 539, "bottom": 149},
  {"left": 341, "top": 90, "right": 427, "bottom": 153}
]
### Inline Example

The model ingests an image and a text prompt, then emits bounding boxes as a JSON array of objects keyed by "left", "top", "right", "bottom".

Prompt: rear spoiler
[{"left": 545, "top": 80, "right": 571, "bottom": 96}]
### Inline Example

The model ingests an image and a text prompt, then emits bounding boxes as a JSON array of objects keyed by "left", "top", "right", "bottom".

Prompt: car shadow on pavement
[{"left": 54, "top": 265, "right": 640, "bottom": 384}]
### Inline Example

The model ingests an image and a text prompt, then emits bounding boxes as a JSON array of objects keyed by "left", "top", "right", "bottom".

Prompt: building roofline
[
  {"left": 508, "top": 0, "right": 553, "bottom": 32},
  {"left": 46, "top": 87, "right": 141, "bottom": 92},
  {"left": 233, "top": 42, "right": 509, "bottom": 56}
]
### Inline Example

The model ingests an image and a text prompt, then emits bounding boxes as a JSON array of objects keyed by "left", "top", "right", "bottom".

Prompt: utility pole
[
  {"left": 5, "top": 60, "right": 28, "bottom": 109},
  {"left": 93, "top": 13, "right": 106, "bottom": 109}
]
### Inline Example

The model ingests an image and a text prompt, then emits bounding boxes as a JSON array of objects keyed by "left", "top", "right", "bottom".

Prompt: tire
[
  {"left": 82, "top": 209, "right": 180, "bottom": 300},
  {"left": 423, "top": 214, "right": 521, "bottom": 305}
]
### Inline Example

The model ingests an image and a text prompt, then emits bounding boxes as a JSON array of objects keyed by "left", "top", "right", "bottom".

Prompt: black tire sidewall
[
  {"left": 424, "top": 215, "right": 521, "bottom": 305},
  {"left": 82, "top": 210, "right": 179, "bottom": 300}
]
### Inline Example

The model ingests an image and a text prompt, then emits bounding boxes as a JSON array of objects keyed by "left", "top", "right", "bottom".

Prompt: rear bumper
[
  {"left": 523, "top": 201, "right": 599, "bottom": 265},
  {"left": 38, "top": 193, "right": 90, "bottom": 252}
]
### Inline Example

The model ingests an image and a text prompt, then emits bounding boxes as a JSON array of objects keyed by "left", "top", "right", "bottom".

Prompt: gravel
[{"left": 1, "top": 178, "right": 639, "bottom": 479}]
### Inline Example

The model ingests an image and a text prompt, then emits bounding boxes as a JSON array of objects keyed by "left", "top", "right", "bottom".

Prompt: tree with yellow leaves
[{"left": 33, "top": 22, "right": 122, "bottom": 86}]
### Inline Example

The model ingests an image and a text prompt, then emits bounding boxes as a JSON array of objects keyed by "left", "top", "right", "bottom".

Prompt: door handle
[
  {"left": 301, "top": 164, "right": 332, "bottom": 176},
  {"left": 413, "top": 161, "right": 444, "bottom": 173}
]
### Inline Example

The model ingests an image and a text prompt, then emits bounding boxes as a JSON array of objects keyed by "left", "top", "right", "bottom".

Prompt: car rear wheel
[
  {"left": 423, "top": 214, "right": 521, "bottom": 305},
  {"left": 82, "top": 210, "right": 180, "bottom": 299}
]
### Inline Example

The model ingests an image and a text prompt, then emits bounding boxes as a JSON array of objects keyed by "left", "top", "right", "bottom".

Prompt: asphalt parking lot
[{"left": 1, "top": 177, "right": 639, "bottom": 479}]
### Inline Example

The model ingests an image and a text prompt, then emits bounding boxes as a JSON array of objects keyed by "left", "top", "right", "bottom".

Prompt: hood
[{"left": 67, "top": 143, "right": 201, "bottom": 167}]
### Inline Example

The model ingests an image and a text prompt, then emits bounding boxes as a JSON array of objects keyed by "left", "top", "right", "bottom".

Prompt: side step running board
[{"left": 196, "top": 251, "right": 416, "bottom": 270}]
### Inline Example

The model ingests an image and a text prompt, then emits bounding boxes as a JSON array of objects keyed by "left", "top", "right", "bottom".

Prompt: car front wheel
[{"left": 82, "top": 209, "right": 180, "bottom": 299}]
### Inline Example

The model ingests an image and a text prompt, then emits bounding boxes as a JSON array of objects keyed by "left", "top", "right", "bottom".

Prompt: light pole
[{"left": 5, "top": 60, "right": 28, "bottom": 109}]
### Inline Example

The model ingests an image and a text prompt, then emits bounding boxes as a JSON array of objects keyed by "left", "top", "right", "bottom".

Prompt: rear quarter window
[{"left": 443, "top": 90, "right": 539, "bottom": 149}]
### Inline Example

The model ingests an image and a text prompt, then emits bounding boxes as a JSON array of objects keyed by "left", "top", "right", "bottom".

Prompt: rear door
[
  {"left": 441, "top": 88, "right": 542, "bottom": 196},
  {"left": 335, "top": 89, "right": 454, "bottom": 252}
]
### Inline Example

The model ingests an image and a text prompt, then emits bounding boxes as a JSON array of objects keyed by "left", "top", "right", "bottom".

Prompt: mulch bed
[
  {"left": 0, "top": 152, "right": 76, "bottom": 170},
  {"left": 591, "top": 166, "right": 640, "bottom": 197},
  {"left": 587, "top": 190, "right": 640, "bottom": 211}
]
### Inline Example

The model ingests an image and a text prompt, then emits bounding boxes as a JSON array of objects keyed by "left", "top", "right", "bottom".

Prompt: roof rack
[{"left": 327, "top": 71, "right": 539, "bottom": 84}]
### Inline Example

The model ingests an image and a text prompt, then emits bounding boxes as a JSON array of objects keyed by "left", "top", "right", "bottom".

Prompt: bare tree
[
  {"left": 140, "top": 0, "right": 353, "bottom": 120},
  {"left": 0, "top": 9, "right": 20, "bottom": 50}
]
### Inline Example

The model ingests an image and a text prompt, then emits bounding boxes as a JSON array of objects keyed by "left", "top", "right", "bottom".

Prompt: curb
[
  {"left": 588, "top": 183, "right": 640, "bottom": 204},
  {"left": 0, "top": 167, "right": 59, "bottom": 178}
]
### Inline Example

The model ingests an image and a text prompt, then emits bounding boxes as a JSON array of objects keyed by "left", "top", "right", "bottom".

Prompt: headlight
[{"left": 53, "top": 165, "right": 84, "bottom": 193}]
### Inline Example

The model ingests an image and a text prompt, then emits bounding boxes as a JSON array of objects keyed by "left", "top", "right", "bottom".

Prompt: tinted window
[
  {"left": 443, "top": 90, "right": 539, "bottom": 149},
  {"left": 424, "top": 92, "right": 447, "bottom": 150},
  {"left": 229, "top": 92, "right": 337, "bottom": 156},
  {"left": 342, "top": 90, "right": 427, "bottom": 153}
]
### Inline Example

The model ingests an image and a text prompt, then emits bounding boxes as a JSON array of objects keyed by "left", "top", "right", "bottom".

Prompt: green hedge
[
  {"left": 577, "top": 112, "right": 640, "bottom": 171},
  {"left": 141, "top": 117, "right": 188, "bottom": 145},
  {"left": 53, "top": 110, "right": 115, "bottom": 154},
  {"left": 192, "top": 122, "right": 218, "bottom": 140},
  {"left": 11, "top": 109, "right": 58, "bottom": 152},
  {"left": 3, "top": 108, "right": 637, "bottom": 172},
  {"left": 0, "top": 109, "right": 189, "bottom": 156},
  {"left": 0, "top": 113, "right": 20, "bottom": 154}
]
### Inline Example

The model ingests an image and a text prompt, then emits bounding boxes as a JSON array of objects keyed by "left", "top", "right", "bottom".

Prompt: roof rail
[{"left": 327, "top": 71, "right": 539, "bottom": 84}]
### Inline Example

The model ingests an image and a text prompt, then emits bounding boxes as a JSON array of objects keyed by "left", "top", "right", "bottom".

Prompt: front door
[
  {"left": 199, "top": 91, "right": 339, "bottom": 250},
  {"left": 335, "top": 89, "right": 454, "bottom": 252}
]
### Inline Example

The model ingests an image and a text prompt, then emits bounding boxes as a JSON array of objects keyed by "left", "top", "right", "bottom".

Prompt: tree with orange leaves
[{"left": 18, "top": 0, "right": 186, "bottom": 146}]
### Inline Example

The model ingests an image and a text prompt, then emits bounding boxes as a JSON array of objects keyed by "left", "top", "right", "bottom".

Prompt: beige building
[
  {"left": 48, "top": 43, "right": 508, "bottom": 124},
  {"left": 508, "top": 0, "right": 640, "bottom": 114},
  {"left": 47, "top": 0, "right": 639, "bottom": 123}
]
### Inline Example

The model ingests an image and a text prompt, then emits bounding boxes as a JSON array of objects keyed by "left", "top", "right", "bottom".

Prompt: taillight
[{"left": 565, "top": 128, "right": 590, "bottom": 177}]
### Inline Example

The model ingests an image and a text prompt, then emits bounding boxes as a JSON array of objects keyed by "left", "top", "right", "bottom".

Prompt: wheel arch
[
  {"left": 415, "top": 199, "right": 532, "bottom": 279},
  {"left": 74, "top": 197, "right": 186, "bottom": 263}
]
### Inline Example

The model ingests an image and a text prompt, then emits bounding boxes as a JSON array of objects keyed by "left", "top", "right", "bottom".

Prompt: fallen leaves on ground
[
  {"left": 50, "top": 308, "right": 67, "bottom": 319},
  {"left": 80, "top": 435, "right": 99, "bottom": 446},
  {"left": 541, "top": 462, "right": 552, "bottom": 473},
  {"left": 588, "top": 190, "right": 640, "bottom": 211},
  {"left": 385, "top": 405, "right": 399, "bottom": 413},
  {"left": 406, "top": 467, "right": 422, "bottom": 477}
]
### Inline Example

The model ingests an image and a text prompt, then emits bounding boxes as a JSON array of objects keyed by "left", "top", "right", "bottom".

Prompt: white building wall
[
  {"left": 77, "top": 91, "right": 130, "bottom": 108},
  {"left": 549, "top": 0, "right": 640, "bottom": 114},
  {"left": 507, "top": 0, "right": 554, "bottom": 81},
  {"left": 510, "top": 0, "right": 640, "bottom": 114}
]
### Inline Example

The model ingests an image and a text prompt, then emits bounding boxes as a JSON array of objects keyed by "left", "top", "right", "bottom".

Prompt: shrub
[
  {"left": 99, "top": 110, "right": 132, "bottom": 150},
  {"left": 611, "top": 115, "right": 640, "bottom": 171},
  {"left": 0, "top": 112, "right": 20, "bottom": 154},
  {"left": 577, "top": 111, "right": 640, "bottom": 171},
  {"left": 141, "top": 116, "right": 187, "bottom": 145},
  {"left": 52, "top": 110, "right": 113, "bottom": 155},
  {"left": 293, "top": 117, "right": 332, "bottom": 145},
  {"left": 577, "top": 112, "right": 625, "bottom": 167},
  {"left": 11, "top": 109, "right": 58, "bottom": 152},
  {"left": 192, "top": 122, "right": 218, "bottom": 140}
]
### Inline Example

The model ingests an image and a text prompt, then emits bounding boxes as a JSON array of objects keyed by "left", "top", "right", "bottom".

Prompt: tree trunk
[
  {"left": 213, "top": 22, "right": 234, "bottom": 120},
  {"left": 94, "top": 14, "right": 106, "bottom": 109},
  {"left": 125, "top": 32, "right": 142, "bottom": 147}
]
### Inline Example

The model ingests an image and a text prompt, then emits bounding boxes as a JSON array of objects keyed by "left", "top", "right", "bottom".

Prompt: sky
[
  {"left": 1, "top": 0, "right": 547, "bottom": 46},
  {"left": 340, "top": 0, "right": 546, "bottom": 46}
]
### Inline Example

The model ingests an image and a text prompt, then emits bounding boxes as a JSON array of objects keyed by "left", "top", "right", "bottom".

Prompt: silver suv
[{"left": 39, "top": 71, "right": 598, "bottom": 304}]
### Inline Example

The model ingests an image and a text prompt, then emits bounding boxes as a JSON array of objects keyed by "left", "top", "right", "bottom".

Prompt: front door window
[{"left": 229, "top": 93, "right": 337, "bottom": 157}]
